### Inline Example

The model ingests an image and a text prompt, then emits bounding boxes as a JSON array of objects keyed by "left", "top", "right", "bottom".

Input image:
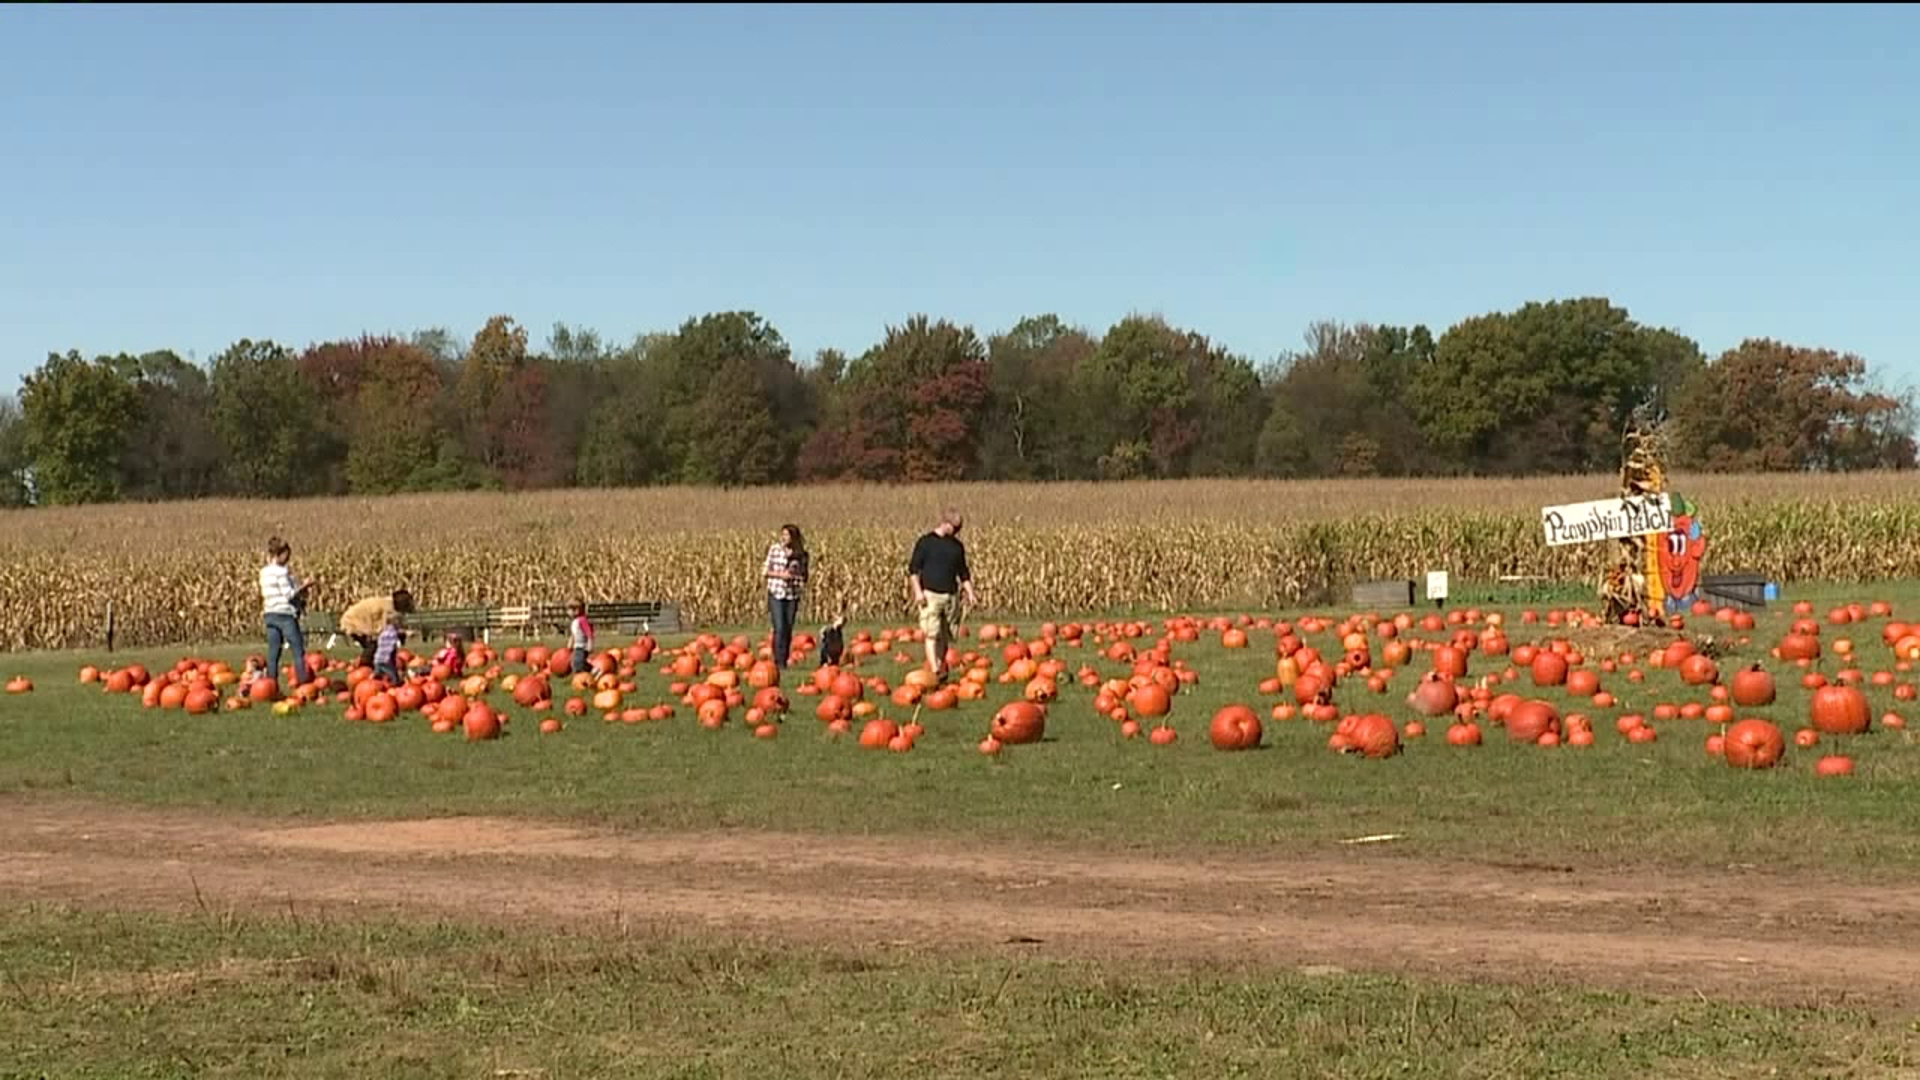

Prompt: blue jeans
[
  {"left": 570, "top": 647, "right": 589, "bottom": 674},
  {"left": 769, "top": 595, "right": 799, "bottom": 670},
  {"left": 266, "top": 613, "right": 308, "bottom": 685}
]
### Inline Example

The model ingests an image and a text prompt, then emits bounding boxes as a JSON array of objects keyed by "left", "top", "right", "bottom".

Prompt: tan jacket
[{"left": 340, "top": 595, "right": 397, "bottom": 637}]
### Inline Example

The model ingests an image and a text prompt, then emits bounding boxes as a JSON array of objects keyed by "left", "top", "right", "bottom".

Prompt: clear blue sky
[{"left": 2, "top": 3, "right": 1915, "bottom": 391}]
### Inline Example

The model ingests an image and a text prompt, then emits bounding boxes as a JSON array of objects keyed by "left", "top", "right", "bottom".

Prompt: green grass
[
  {"left": 2, "top": 585, "right": 1918, "bottom": 876},
  {"left": 2, "top": 905, "right": 1914, "bottom": 1080}
]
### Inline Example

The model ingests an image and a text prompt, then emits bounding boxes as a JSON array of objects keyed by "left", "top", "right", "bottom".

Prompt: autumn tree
[
  {"left": 456, "top": 315, "right": 534, "bottom": 477},
  {"left": 812, "top": 315, "right": 990, "bottom": 482},
  {"left": 1675, "top": 339, "right": 1917, "bottom": 471},
  {"left": 343, "top": 337, "right": 452, "bottom": 494}
]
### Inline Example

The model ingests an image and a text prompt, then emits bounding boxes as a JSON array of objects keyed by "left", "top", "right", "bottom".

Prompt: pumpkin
[
  {"left": 1809, "top": 685, "right": 1871, "bottom": 735},
  {"left": 1129, "top": 683, "right": 1172, "bottom": 717},
  {"left": 1529, "top": 651, "right": 1568, "bottom": 687},
  {"left": 991, "top": 701, "right": 1047, "bottom": 745},
  {"left": 1778, "top": 634, "right": 1821, "bottom": 663},
  {"left": 1565, "top": 668, "right": 1600, "bottom": 698},
  {"left": 1678, "top": 654, "right": 1719, "bottom": 686},
  {"left": 364, "top": 692, "right": 398, "bottom": 724},
  {"left": 1814, "top": 755, "right": 1855, "bottom": 777},
  {"left": 1505, "top": 699, "right": 1561, "bottom": 743},
  {"left": 1722, "top": 718, "right": 1785, "bottom": 769},
  {"left": 1445, "top": 722, "right": 1483, "bottom": 746},
  {"left": 1207, "top": 705, "right": 1263, "bottom": 751},
  {"left": 1406, "top": 672, "right": 1458, "bottom": 717},
  {"left": 463, "top": 701, "right": 501, "bottom": 741},
  {"left": 6, "top": 676, "right": 33, "bottom": 694},
  {"left": 1729, "top": 665, "right": 1776, "bottom": 707},
  {"left": 1347, "top": 713, "right": 1401, "bottom": 759},
  {"left": 1432, "top": 646, "right": 1468, "bottom": 679},
  {"left": 858, "top": 718, "right": 898, "bottom": 749}
]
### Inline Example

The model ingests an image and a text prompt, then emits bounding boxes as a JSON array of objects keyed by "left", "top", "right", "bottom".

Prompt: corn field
[{"left": 2, "top": 473, "right": 1916, "bottom": 651}]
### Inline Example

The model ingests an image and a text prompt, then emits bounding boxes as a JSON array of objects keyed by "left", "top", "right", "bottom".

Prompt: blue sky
[{"left": 2, "top": 3, "right": 1914, "bottom": 390}]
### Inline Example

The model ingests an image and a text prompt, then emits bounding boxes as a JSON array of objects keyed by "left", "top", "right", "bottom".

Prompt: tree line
[{"left": 1, "top": 296, "right": 1913, "bottom": 506}]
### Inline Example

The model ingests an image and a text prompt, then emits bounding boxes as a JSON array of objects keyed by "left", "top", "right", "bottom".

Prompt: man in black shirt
[{"left": 907, "top": 509, "right": 978, "bottom": 680}]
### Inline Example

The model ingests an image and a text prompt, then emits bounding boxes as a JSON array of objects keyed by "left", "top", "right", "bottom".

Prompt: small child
[
  {"left": 433, "top": 631, "right": 466, "bottom": 680},
  {"left": 373, "top": 611, "right": 405, "bottom": 684},
  {"left": 568, "top": 600, "right": 594, "bottom": 674},
  {"left": 238, "top": 655, "right": 265, "bottom": 694},
  {"left": 818, "top": 615, "right": 846, "bottom": 667}
]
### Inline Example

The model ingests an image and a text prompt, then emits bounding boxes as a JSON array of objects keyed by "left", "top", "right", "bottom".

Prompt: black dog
[{"left": 818, "top": 617, "right": 846, "bottom": 667}]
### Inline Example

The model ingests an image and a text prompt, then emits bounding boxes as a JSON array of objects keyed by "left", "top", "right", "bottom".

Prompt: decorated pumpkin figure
[{"left": 1646, "top": 494, "right": 1706, "bottom": 615}]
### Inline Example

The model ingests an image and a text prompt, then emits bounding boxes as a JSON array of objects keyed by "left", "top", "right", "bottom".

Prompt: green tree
[
  {"left": 980, "top": 315, "right": 1099, "bottom": 481},
  {"left": 1675, "top": 339, "right": 1918, "bottom": 471},
  {"left": 210, "top": 339, "right": 314, "bottom": 498},
  {"left": 1413, "top": 298, "right": 1670, "bottom": 474},
  {"left": 105, "top": 351, "right": 221, "bottom": 500},
  {"left": 1078, "top": 315, "right": 1260, "bottom": 479},
  {"left": 575, "top": 334, "right": 673, "bottom": 488},
  {"left": 17, "top": 351, "right": 142, "bottom": 504},
  {"left": 644, "top": 312, "right": 812, "bottom": 485}
]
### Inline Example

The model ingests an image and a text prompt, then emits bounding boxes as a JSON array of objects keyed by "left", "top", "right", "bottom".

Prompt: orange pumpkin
[
  {"left": 991, "top": 701, "right": 1047, "bottom": 745},
  {"left": 1207, "top": 705, "right": 1263, "bottom": 751},
  {"left": 1722, "top": 718, "right": 1784, "bottom": 769}
]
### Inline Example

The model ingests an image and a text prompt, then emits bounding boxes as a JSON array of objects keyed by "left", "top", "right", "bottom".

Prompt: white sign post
[
  {"left": 1425, "top": 570, "right": 1449, "bottom": 608},
  {"left": 1540, "top": 494, "right": 1673, "bottom": 548}
]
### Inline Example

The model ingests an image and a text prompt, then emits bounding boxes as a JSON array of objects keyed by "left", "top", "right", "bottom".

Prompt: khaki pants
[{"left": 918, "top": 591, "right": 957, "bottom": 642}]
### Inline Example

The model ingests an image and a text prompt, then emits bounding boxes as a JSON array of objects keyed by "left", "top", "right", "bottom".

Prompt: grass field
[
  {"left": 4, "top": 511, "right": 1920, "bottom": 1076},
  {"left": 3, "top": 583, "right": 1917, "bottom": 875},
  {"left": 4, "top": 471, "right": 1920, "bottom": 649},
  {"left": 5, "top": 906, "right": 1915, "bottom": 1080}
]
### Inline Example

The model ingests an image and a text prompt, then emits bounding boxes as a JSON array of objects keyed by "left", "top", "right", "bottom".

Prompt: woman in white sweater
[{"left": 259, "top": 535, "right": 319, "bottom": 686}]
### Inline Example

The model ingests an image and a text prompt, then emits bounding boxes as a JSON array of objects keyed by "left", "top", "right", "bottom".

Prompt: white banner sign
[{"left": 1540, "top": 494, "right": 1673, "bottom": 547}]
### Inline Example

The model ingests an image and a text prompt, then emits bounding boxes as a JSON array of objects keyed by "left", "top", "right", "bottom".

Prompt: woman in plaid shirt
[{"left": 764, "top": 524, "right": 809, "bottom": 672}]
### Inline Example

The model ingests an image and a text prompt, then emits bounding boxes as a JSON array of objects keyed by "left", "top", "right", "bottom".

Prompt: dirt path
[{"left": 4, "top": 795, "right": 1917, "bottom": 1010}]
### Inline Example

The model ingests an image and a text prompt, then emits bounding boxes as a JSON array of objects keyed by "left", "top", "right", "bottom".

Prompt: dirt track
[{"left": 4, "top": 795, "right": 1917, "bottom": 1010}]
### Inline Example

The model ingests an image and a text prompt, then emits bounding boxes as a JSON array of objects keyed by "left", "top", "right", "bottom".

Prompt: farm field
[
  {"left": 3, "top": 471, "right": 1920, "bottom": 650},
  {"left": 3, "top": 572, "right": 1920, "bottom": 1076}
]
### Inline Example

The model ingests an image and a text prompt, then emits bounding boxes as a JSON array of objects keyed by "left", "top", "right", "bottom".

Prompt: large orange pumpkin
[
  {"left": 991, "top": 701, "right": 1047, "bottom": 745},
  {"left": 1809, "top": 685, "right": 1871, "bottom": 735},
  {"left": 1723, "top": 718, "right": 1785, "bottom": 769},
  {"left": 1406, "top": 672, "right": 1457, "bottom": 717},
  {"left": 1529, "top": 651, "right": 1568, "bottom": 687},
  {"left": 1208, "top": 705, "right": 1263, "bottom": 751},
  {"left": 462, "top": 701, "right": 501, "bottom": 741},
  {"left": 1347, "top": 713, "right": 1401, "bottom": 759}
]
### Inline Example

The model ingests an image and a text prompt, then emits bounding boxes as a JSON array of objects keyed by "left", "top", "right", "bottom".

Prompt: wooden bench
[
  {"left": 532, "top": 601, "right": 683, "bottom": 637},
  {"left": 1699, "top": 573, "right": 1771, "bottom": 610},
  {"left": 1350, "top": 580, "right": 1415, "bottom": 608}
]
